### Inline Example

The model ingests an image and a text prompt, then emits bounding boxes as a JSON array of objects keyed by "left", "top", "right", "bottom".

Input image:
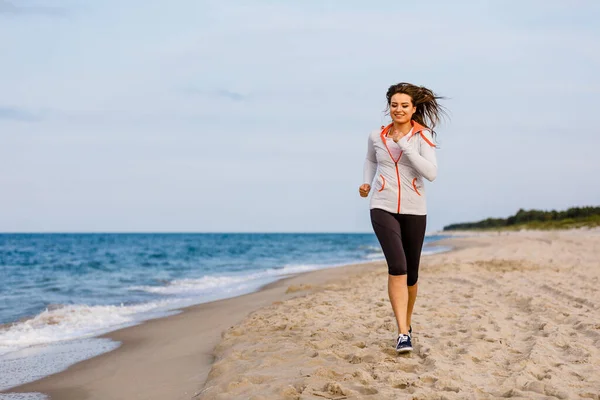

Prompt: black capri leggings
[{"left": 370, "top": 208, "right": 427, "bottom": 286}]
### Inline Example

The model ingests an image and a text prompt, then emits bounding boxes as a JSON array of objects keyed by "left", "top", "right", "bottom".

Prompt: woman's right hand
[{"left": 359, "top": 184, "right": 371, "bottom": 197}]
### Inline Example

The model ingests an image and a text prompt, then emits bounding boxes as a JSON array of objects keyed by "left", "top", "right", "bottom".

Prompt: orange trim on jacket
[
  {"left": 407, "top": 121, "right": 436, "bottom": 148},
  {"left": 379, "top": 124, "right": 403, "bottom": 212},
  {"left": 412, "top": 178, "right": 421, "bottom": 196},
  {"left": 379, "top": 124, "right": 401, "bottom": 163},
  {"left": 377, "top": 175, "right": 386, "bottom": 192}
]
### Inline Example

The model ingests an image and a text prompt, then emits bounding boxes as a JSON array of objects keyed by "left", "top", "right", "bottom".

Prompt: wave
[
  {"left": 0, "top": 394, "right": 49, "bottom": 400},
  {"left": 422, "top": 245, "right": 453, "bottom": 256},
  {"left": 0, "top": 301, "right": 172, "bottom": 357},
  {"left": 0, "top": 263, "right": 331, "bottom": 357},
  {"left": 129, "top": 263, "right": 327, "bottom": 295}
]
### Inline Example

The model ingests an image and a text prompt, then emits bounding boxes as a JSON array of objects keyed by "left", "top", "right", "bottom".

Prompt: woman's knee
[
  {"left": 407, "top": 273, "right": 418, "bottom": 286},
  {"left": 388, "top": 264, "right": 407, "bottom": 276}
]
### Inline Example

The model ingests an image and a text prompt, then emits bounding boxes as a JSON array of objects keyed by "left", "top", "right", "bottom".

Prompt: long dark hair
[{"left": 385, "top": 82, "right": 448, "bottom": 137}]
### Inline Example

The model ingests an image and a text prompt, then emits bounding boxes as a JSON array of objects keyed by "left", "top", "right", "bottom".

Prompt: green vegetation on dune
[{"left": 443, "top": 207, "right": 600, "bottom": 231}]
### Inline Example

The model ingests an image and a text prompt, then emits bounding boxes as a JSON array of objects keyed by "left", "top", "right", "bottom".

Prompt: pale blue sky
[{"left": 1, "top": 0, "right": 599, "bottom": 232}]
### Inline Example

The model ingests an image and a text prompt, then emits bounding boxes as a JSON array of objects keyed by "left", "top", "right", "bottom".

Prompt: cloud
[
  {"left": 214, "top": 89, "right": 247, "bottom": 102},
  {"left": 182, "top": 86, "right": 249, "bottom": 102},
  {"left": 0, "top": 0, "right": 66, "bottom": 16},
  {"left": 0, "top": 106, "right": 40, "bottom": 122}
]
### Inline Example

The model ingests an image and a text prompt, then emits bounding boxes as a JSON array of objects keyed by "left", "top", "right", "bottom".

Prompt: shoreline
[
  {"left": 0, "top": 236, "right": 452, "bottom": 397},
  {"left": 1, "top": 240, "right": 459, "bottom": 400}
]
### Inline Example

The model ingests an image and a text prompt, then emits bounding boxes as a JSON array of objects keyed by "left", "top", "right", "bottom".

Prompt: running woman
[{"left": 359, "top": 82, "right": 446, "bottom": 353}]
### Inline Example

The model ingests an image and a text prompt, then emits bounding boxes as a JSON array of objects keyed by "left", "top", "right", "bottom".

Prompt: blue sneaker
[
  {"left": 396, "top": 334, "right": 413, "bottom": 353},
  {"left": 409, "top": 325, "right": 412, "bottom": 338}
]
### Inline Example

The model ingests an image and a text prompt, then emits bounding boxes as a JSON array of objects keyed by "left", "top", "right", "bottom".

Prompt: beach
[{"left": 5, "top": 229, "right": 600, "bottom": 399}]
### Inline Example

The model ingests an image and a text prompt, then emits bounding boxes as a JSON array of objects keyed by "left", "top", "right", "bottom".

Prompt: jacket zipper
[
  {"left": 395, "top": 158, "right": 402, "bottom": 213},
  {"left": 381, "top": 124, "right": 403, "bottom": 214}
]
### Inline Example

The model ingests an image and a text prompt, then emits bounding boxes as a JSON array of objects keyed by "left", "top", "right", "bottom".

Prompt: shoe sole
[{"left": 396, "top": 346, "right": 413, "bottom": 353}]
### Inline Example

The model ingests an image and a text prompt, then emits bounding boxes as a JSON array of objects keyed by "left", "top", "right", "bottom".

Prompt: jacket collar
[{"left": 380, "top": 120, "right": 427, "bottom": 140}]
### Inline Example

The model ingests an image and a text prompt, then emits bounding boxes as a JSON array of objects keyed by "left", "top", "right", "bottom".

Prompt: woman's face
[{"left": 390, "top": 93, "right": 416, "bottom": 124}]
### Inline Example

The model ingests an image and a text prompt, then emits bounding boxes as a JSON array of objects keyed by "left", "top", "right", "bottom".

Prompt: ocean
[{"left": 0, "top": 233, "right": 450, "bottom": 393}]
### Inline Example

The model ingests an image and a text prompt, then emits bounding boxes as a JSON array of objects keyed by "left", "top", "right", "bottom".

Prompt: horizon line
[{"left": 0, "top": 231, "right": 446, "bottom": 235}]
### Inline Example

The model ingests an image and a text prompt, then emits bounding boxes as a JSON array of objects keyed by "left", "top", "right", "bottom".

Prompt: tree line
[{"left": 443, "top": 206, "right": 600, "bottom": 231}]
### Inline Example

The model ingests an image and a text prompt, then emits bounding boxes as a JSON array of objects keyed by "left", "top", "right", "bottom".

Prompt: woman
[{"left": 359, "top": 82, "right": 445, "bottom": 353}]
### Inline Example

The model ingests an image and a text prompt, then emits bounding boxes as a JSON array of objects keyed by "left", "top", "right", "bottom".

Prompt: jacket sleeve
[
  {"left": 363, "top": 133, "right": 377, "bottom": 185},
  {"left": 398, "top": 131, "right": 437, "bottom": 181}
]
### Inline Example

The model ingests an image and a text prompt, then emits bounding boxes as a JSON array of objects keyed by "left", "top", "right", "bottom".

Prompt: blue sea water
[{"left": 0, "top": 233, "right": 450, "bottom": 392}]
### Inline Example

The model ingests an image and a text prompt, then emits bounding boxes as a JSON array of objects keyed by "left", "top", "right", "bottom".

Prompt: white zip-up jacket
[{"left": 363, "top": 121, "right": 437, "bottom": 215}]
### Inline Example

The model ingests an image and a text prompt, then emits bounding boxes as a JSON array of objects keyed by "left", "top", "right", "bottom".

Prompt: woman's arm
[
  {"left": 363, "top": 134, "right": 377, "bottom": 184},
  {"left": 397, "top": 131, "right": 437, "bottom": 181}
]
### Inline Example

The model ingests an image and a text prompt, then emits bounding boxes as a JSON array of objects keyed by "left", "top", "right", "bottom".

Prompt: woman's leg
[
  {"left": 407, "top": 283, "right": 418, "bottom": 332},
  {"left": 399, "top": 214, "right": 427, "bottom": 332},
  {"left": 370, "top": 208, "right": 409, "bottom": 335},
  {"left": 388, "top": 275, "right": 409, "bottom": 335}
]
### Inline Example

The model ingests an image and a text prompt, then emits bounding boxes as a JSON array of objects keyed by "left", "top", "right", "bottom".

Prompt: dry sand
[
  {"left": 198, "top": 229, "right": 600, "bottom": 400},
  {"left": 4, "top": 229, "right": 599, "bottom": 400}
]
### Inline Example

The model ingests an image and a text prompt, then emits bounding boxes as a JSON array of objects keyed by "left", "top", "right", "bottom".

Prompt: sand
[
  {"left": 4, "top": 229, "right": 600, "bottom": 400},
  {"left": 198, "top": 229, "right": 600, "bottom": 399}
]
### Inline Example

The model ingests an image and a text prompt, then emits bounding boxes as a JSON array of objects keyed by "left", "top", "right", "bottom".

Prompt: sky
[{"left": 1, "top": 0, "right": 599, "bottom": 233}]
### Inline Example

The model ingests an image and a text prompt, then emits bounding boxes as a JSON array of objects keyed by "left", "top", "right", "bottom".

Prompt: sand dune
[{"left": 198, "top": 229, "right": 600, "bottom": 399}]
